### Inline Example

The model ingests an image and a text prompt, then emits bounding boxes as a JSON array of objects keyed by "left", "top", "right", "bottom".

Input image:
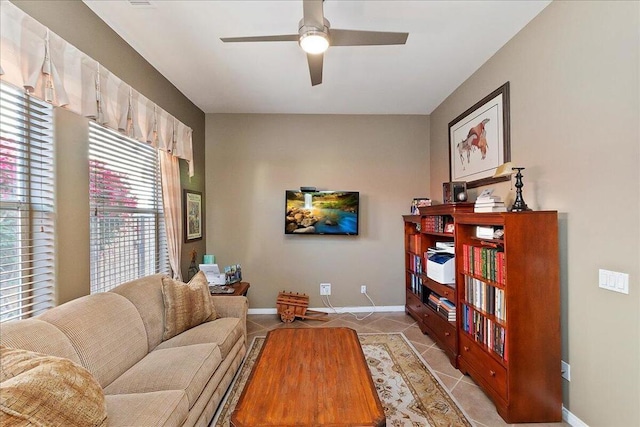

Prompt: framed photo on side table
[
  {"left": 449, "top": 82, "right": 511, "bottom": 188},
  {"left": 184, "top": 189, "right": 203, "bottom": 242}
]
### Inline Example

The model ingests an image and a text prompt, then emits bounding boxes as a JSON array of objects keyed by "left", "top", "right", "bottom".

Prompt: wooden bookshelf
[
  {"left": 454, "top": 211, "right": 561, "bottom": 423},
  {"left": 403, "top": 203, "right": 473, "bottom": 366}
]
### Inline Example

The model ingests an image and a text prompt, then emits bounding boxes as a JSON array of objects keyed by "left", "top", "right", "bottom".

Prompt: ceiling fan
[{"left": 220, "top": 0, "right": 409, "bottom": 86}]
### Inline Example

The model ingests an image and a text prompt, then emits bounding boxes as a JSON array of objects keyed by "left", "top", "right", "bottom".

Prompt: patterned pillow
[
  {"left": 0, "top": 346, "right": 107, "bottom": 427},
  {"left": 161, "top": 271, "right": 217, "bottom": 341}
]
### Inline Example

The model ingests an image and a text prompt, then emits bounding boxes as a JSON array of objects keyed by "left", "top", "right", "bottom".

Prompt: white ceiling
[{"left": 83, "top": 0, "right": 550, "bottom": 115}]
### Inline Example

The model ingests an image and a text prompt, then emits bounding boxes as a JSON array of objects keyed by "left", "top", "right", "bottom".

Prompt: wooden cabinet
[
  {"left": 454, "top": 211, "right": 561, "bottom": 423},
  {"left": 403, "top": 203, "right": 473, "bottom": 366}
]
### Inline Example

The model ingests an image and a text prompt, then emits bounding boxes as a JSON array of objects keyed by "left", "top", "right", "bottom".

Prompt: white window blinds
[
  {"left": 89, "top": 121, "right": 169, "bottom": 293},
  {"left": 0, "top": 82, "right": 55, "bottom": 322}
]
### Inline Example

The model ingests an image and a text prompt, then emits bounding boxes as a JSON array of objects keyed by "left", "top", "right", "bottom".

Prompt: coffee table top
[{"left": 231, "top": 327, "right": 385, "bottom": 427}]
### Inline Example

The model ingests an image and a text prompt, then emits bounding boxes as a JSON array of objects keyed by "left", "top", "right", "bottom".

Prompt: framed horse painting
[{"left": 448, "top": 82, "right": 511, "bottom": 188}]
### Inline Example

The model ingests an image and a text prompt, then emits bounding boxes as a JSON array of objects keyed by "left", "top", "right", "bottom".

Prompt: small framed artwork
[
  {"left": 448, "top": 82, "right": 511, "bottom": 188},
  {"left": 184, "top": 189, "right": 203, "bottom": 242}
]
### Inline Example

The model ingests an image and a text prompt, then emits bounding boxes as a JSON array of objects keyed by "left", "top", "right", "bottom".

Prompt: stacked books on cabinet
[
  {"left": 474, "top": 189, "right": 507, "bottom": 213},
  {"left": 427, "top": 294, "right": 456, "bottom": 321}
]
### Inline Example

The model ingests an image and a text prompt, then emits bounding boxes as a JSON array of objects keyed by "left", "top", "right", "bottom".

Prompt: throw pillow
[
  {"left": 161, "top": 271, "right": 216, "bottom": 341},
  {"left": 0, "top": 346, "right": 107, "bottom": 427}
]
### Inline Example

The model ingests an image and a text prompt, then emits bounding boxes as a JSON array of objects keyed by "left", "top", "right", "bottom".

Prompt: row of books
[
  {"left": 409, "top": 273, "right": 423, "bottom": 297},
  {"left": 462, "top": 244, "right": 506, "bottom": 284},
  {"left": 408, "top": 234, "right": 421, "bottom": 254},
  {"left": 426, "top": 293, "right": 456, "bottom": 322},
  {"left": 408, "top": 254, "right": 423, "bottom": 275},
  {"left": 422, "top": 215, "right": 450, "bottom": 233},
  {"left": 464, "top": 276, "right": 507, "bottom": 322},
  {"left": 461, "top": 304, "right": 508, "bottom": 361}
]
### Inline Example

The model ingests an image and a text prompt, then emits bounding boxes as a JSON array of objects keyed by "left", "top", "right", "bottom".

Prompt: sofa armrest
[{"left": 211, "top": 296, "right": 248, "bottom": 344}]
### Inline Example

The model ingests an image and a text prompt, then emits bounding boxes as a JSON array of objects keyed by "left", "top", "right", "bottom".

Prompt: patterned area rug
[{"left": 212, "top": 333, "right": 472, "bottom": 426}]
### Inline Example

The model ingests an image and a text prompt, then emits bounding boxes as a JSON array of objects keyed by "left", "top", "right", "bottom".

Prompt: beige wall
[
  {"left": 206, "top": 114, "right": 429, "bottom": 309},
  {"left": 11, "top": 0, "right": 207, "bottom": 298},
  {"left": 429, "top": 1, "right": 639, "bottom": 425},
  {"left": 54, "top": 108, "right": 90, "bottom": 303}
]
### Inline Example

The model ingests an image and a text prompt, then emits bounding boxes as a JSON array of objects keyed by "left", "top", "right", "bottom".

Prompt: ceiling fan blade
[
  {"left": 307, "top": 53, "right": 323, "bottom": 86},
  {"left": 220, "top": 34, "right": 299, "bottom": 43},
  {"left": 330, "top": 29, "right": 408, "bottom": 46},
  {"left": 303, "top": 0, "right": 325, "bottom": 28}
]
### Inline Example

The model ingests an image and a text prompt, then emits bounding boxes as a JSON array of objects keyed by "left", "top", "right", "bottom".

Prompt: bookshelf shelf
[{"left": 454, "top": 211, "right": 561, "bottom": 423}]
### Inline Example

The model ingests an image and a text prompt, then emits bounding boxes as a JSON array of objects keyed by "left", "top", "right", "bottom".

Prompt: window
[
  {"left": 89, "top": 122, "right": 169, "bottom": 293},
  {"left": 0, "top": 83, "right": 55, "bottom": 322}
]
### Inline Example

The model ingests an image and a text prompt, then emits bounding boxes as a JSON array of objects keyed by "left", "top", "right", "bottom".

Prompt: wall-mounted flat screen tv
[{"left": 285, "top": 190, "right": 359, "bottom": 235}]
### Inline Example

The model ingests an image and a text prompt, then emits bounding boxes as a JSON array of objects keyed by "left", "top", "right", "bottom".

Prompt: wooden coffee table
[{"left": 231, "top": 327, "right": 385, "bottom": 427}]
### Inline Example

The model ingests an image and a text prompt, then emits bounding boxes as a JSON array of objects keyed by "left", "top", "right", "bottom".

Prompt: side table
[{"left": 210, "top": 282, "right": 250, "bottom": 297}]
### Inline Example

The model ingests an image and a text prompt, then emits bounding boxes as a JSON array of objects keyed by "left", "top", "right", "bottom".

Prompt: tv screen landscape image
[{"left": 285, "top": 191, "right": 359, "bottom": 235}]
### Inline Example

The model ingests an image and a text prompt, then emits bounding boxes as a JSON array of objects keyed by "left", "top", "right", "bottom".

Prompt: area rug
[{"left": 212, "top": 332, "right": 472, "bottom": 426}]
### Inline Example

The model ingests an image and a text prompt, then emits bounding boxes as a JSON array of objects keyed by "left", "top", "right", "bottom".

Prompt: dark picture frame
[
  {"left": 183, "top": 189, "right": 203, "bottom": 242},
  {"left": 448, "top": 82, "right": 511, "bottom": 188}
]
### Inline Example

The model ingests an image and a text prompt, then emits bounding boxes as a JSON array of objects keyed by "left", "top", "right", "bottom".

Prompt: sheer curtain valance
[{"left": 0, "top": 0, "right": 194, "bottom": 176}]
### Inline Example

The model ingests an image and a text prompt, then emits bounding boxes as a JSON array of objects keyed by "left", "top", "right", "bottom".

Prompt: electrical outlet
[
  {"left": 360, "top": 285, "right": 367, "bottom": 294},
  {"left": 561, "top": 360, "right": 570, "bottom": 381},
  {"left": 320, "top": 283, "right": 331, "bottom": 296}
]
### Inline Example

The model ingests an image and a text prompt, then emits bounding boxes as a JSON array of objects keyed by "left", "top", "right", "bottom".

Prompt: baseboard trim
[
  {"left": 563, "top": 405, "right": 588, "bottom": 427},
  {"left": 248, "top": 305, "right": 406, "bottom": 315}
]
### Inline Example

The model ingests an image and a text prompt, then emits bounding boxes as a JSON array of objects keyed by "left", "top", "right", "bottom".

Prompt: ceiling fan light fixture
[{"left": 299, "top": 30, "right": 329, "bottom": 54}]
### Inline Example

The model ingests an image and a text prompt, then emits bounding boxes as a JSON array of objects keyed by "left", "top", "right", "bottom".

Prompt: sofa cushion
[
  {"left": 110, "top": 273, "right": 167, "bottom": 351},
  {"left": 0, "top": 346, "right": 107, "bottom": 427},
  {"left": 38, "top": 292, "right": 148, "bottom": 388},
  {"left": 105, "top": 390, "right": 189, "bottom": 427},
  {"left": 161, "top": 272, "right": 216, "bottom": 341},
  {"left": 156, "top": 317, "right": 244, "bottom": 359},
  {"left": 104, "top": 343, "right": 222, "bottom": 409},
  {"left": 0, "top": 318, "right": 81, "bottom": 364}
]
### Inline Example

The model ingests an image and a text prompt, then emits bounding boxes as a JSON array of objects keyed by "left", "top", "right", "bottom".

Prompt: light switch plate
[{"left": 599, "top": 269, "right": 629, "bottom": 294}]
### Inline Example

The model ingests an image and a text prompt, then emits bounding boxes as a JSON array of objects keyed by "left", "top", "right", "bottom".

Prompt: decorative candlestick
[{"left": 511, "top": 167, "right": 531, "bottom": 212}]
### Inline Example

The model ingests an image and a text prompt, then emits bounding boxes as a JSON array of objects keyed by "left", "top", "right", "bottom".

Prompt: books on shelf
[
  {"left": 422, "top": 215, "right": 451, "bottom": 233},
  {"left": 462, "top": 243, "right": 506, "bottom": 284},
  {"left": 426, "top": 293, "right": 456, "bottom": 321},
  {"left": 461, "top": 303, "right": 507, "bottom": 360},
  {"left": 464, "top": 275, "right": 506, "bottom": 321}
]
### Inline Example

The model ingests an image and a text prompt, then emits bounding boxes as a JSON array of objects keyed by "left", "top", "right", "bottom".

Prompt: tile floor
[{"left": 246, "top": 311, "right": 570, "bottom": 427}]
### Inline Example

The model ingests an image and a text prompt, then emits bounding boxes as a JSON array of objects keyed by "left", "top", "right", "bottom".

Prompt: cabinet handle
[
  {"left": 444, "top": 332, "right": 450, "bottom": 336},
  {"left": 489, "top": 370, "right": 496, "bottom": 377},
  {"left": 464, "top": 346, "right": 470, "bottom": 352}
]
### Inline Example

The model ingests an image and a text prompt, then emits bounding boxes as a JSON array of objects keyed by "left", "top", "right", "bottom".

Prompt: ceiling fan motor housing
[{"left": 298, "top": 18, "right": 331, "bottom": 53}]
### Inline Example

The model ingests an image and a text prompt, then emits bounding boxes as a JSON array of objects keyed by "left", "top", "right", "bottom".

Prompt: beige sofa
[{"left": 0, "top": 274, "right": 248, "bottom": 427}]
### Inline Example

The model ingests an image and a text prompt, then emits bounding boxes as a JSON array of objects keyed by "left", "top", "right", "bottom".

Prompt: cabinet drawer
[
  {"left": 406, "top": 292, "right": 428, "bottom": 317},
  {"left": 422, "top": 308, "right": 456, "bottom": 353},
  {"left": 459, "top": 334, "right": 507, "bottom": 399}
]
